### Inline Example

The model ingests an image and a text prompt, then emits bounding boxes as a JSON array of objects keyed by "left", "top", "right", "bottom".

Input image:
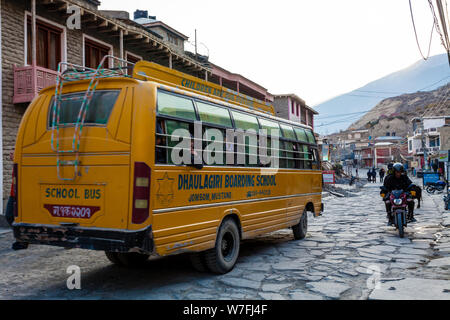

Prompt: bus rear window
[{"left": 48, "top": 90, "right": 120, "bottom": 126}]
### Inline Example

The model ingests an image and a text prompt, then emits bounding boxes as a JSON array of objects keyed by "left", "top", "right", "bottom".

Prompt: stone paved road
[{"left": 0, "top": 179, "right": 449, "bottom": 300}]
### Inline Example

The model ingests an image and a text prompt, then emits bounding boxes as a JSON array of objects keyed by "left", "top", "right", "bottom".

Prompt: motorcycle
[
  {"left": 380, "top": 185, "right": 415, "bottom": 238},
  {"left": 426, "top": 180, "right": 447, "bottom": 194}
]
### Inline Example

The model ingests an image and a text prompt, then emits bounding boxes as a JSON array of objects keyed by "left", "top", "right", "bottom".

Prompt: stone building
[
  {"left": 0, "top": 0, "right": 212, "bottom": 211},
  {"left": 272, "top": 94, "right": 317, "bottom": 130}
]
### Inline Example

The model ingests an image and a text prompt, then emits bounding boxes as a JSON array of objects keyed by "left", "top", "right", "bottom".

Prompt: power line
[
  {"left": 409, "top": 0, "right": 435, "bottom": 60},
  {"left": 418, "top": 75, "right": 450, "bottom": 90},
  {"left": 316, "top": 83, "right": 450, "bottom": 128},
  {"left": 429, "top": 0, "right": 450, "bottom": 65}
]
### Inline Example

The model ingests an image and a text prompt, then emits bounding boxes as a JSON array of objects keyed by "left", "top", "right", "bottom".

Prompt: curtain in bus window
[
  {"left": 158, "top": 91, "right": 197, "bottom": 121},
  {"left": 197, "top": 102, "right": 232, "bottom": 127},
  {"left": 48, "top": 90, "right": 120, "bottom": 126}
]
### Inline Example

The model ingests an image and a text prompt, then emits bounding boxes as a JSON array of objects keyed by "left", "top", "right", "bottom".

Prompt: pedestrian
[
  {"left": 372, "top": 168, "right": 377, "bottom": 183},
  {"left": 379, "top": 168, "right": 385, "bottom": 182},
  {"left": 367, "top": 169, "right": 372, "bottom": 182},
  {"left": 432, "top": 162, "right": 438, "bottom": 173}
]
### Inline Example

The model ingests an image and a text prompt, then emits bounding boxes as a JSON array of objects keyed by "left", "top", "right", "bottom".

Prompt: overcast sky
[{"left": 100, "top": 0, "right": 447, "bottom": 106}]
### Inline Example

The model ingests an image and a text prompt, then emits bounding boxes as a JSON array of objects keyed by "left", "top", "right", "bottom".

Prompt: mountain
[
  {"left": 314, "top": 54, "right": 450, "bottom": 135},
  {"left": 348, "top": 83, "right": 449, "bottom": 138}
]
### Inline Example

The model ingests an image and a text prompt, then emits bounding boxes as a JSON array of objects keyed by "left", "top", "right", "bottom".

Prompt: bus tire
[
  {"left": 292, "top": 209, "right": 308, "bottom": 240},
  {"left": 189, "top": 252, "right": 208, "bottom": 272},
  {"left": 204, "top": 218, "right": 240, "bottom": 274},
  {"left": 105, "top": 251, "right": 149, "bottom": 267},
  {"left": 105, "top": 251, "right": 123, "bottom": 266}
]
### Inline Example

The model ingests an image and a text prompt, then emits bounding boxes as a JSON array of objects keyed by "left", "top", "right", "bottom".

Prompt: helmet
[
  {"left": 393, "top": 163, "right": 404, "bottom": 173},
  {"left": 387, "top": 163, "right": 394, "bottom": 170}
]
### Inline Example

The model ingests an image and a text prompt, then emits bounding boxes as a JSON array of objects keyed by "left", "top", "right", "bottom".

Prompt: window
[
  {"left": 280, "top": 124, "right": 296, "bottom": 140},
  {"left": 168, "top": 34, "right": 179, "bottom": 46},
  {"left": 429, "top": 136, "right": 440, "bottom": 147},
  {"left": 84, "top": 38, "right": 110, "bottom": 69},
  {"left": 197, "top": 102, "right": 232, "bottom": 127},
  {"left": 231, "top": 111, "right": 259, "bottom": 131},
  {"left": 231, "top": 111, "right": 259, "bottom": 166},
  {"left": 157, "top": 91, "right": 197, "bottom": 121},
  {"left": 48, "top": 90, "right": 120, "bottom": 127},
  {"left": 157, "top": 119, "right": 192, "bottom": 165},
  {"left": 27, "top": 18, "right": 62, "bottom": 71},
  {"left": 294, "top": 127, "right": 308, "bottom": 143},
  {"left": 305, "top": 129, "right": 316, "bottom": 144}
]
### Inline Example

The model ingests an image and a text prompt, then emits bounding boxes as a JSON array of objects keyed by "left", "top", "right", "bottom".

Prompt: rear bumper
[{"left": 12, "top": 223, "right": 154, "bottom": 254}]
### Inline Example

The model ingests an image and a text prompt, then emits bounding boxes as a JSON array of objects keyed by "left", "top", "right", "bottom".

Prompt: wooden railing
[{"left": 13, "top": 65, "right": 58, "bottom": 104}]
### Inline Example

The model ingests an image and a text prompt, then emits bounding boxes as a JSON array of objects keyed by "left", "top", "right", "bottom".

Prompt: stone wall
[
  {"left": 1, "top": 0, "right": 28, "bottom": 201},
  {"left": 273, "top": 96, "right": 290, "bottom": 122}
]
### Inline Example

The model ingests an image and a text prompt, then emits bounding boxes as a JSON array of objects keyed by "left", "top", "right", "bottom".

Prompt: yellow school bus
[{"left": 11, "top": 57, "right": 323, "bottom": 274}]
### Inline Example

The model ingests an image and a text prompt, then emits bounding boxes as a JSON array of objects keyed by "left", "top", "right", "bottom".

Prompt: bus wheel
[
  {"left": 292, "top": 209, "right": 308, "bottom": 240},
  {"left": 105, "top": 251, "right": 149, "bottom": 267},
  {"left": 204, "top": 218, "right": 240, "bottom": 274},
  {"left": 189, "top": 252, "right": 208, "bottom": 272}
]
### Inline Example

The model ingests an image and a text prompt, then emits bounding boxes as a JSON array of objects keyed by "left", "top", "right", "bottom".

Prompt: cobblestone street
[{"left": 0, "top": 179, "right": 449, "bottom": 300}]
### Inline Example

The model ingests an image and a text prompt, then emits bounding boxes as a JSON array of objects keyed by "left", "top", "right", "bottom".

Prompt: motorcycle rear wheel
[{"left": 397, "top": 212, "right": 404, "bottom": 238}]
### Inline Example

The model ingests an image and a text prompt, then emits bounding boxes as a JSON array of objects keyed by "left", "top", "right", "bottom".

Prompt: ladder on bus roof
[{"left": 51, "top": 55, "right": 135, "bottom": 181}]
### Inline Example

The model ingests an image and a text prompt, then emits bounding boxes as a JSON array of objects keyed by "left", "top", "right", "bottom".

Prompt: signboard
[
  {"left": 438, "top": 150, "right": 449, "bottom": 162},
  {"left": 323, "top": 171, "right": 335, "bottom": 184},
  {"left": 422, "top": 172, "right": 440, "bottom": 186}
]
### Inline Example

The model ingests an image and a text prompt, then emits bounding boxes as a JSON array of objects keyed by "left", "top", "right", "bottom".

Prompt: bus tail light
[
  {"left": 132, "top": 162, "right": 151, "bottom": 224},
  {"left": 12, "top": 163, "right": 18, "bottom": 217}
]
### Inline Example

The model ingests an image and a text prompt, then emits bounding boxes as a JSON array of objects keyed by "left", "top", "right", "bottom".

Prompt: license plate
[{"left": 44, "top": 204, "right": 100, "bottom": 219}]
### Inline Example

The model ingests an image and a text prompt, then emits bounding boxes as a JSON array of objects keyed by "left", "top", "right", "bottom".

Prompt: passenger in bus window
[
  {"left": 155, "top": 120, "right": 167, "bottom": 164},
  {"left": 189, "top": 137, "right": 204, "bottom": 170}
]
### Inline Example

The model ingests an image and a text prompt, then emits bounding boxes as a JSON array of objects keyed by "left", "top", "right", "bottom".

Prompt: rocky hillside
[
  {"left": 347, "top": 83, "right": 450, "bottom": 137},
  {"left": 314, "top": 54, "right": 450, "bottom": 134}
]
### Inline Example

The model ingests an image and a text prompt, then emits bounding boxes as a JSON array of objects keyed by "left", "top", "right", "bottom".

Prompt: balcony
[{"left": 13, "top": 65, "right": 58, "bottom": 104}]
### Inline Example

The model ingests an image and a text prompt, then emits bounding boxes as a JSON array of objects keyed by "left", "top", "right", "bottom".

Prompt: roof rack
[{"left": 51, "top": 55, "right": 134, "bottom": 181}]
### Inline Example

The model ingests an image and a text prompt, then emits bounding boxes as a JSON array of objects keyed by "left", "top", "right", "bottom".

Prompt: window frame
[
  {"left": 24, "top": 12, "right": 67, "bottom": 70},
  {"left": 154, "top": 88, "right": 319, "bottom": 170},
  {"left": 82, "top": 34, "right": 113, "bottom": 69}
]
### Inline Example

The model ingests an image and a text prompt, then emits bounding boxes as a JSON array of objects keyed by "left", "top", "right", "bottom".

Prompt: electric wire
[{"left": 409, "top": 0, "right": 435, "bottom": 60}]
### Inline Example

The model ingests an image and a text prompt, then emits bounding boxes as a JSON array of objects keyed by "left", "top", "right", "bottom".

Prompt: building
[
  {"left": 133, "top": 10, "right": 188, "bottom": 55},
  {"left": 272, "top": 94, "right": 318, "bottom": 130},
  {"left": 1, "top": 0, "right": 213, "bottom": 206},
  {"left": 408, "top": 116, "right": 450, "bottom": 170},
  {"left": 208, "top": 63, "right": 274, "bottom": 104}
]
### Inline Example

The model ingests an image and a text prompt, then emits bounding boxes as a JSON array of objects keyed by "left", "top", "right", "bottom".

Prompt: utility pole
[
  {"left": 195, "top": 29, "right": 198, "bottom": 57},
  {"left": 420, "top": 119, "right": 429, "bottom": 171}
]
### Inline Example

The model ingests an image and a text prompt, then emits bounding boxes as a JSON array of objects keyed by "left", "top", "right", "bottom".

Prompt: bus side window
[
  {"left": 311, "top": 148, "right": 320, "bottom": 170},
  {"left": 155, "top": 119, "right": 167, "bottom": 164},
  {"left": 303, "top": 144, "right": 312, "bottom": 169},
  {"left": 164, "top": 119, "right": 191, "bottom": 165},
  {"left": 203, "top": 127, "right": 226, "bottom": 166}
]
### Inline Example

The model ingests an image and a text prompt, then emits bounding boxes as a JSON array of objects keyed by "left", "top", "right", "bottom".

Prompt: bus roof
[{"left": 133, "top": 60, "right": 275, "bottom": 116}]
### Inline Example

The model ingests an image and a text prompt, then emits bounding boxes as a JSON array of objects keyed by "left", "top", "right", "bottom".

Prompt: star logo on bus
[{"left": 157, "top": 173, "right": 174, "bottom": 205}]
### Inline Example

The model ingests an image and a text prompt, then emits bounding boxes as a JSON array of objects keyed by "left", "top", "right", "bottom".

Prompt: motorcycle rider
[{"left": 381, "top": 163, "right": 416, "bottom": 225}]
